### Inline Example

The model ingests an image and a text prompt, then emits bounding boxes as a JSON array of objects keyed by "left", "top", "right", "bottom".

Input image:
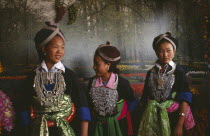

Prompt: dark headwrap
[
  {"left": 152, "top": 32, "right": 177, "bottom": 51},
  {"left": 95, "top": 41, "right": 121, "bottom": 73},
  {"left": 34, "top": 22, "right": 65, "bottom": 50},
  {"left": 96, "top": 41, "right": 121, "bottom": 64}
]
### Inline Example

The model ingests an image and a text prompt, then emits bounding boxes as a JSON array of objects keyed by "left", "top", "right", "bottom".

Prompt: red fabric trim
[
  {"left": 126, "top": 111, "right": 133, "bottom": 135},
  {"left": 30, "top": 103, "right": 76, "bottom": 127},
  {"left": 117, "top": 100, "right": 134, "bottom": 135},
  {"left": 117, "top": 100, "right": 127, "bottom": 120}
]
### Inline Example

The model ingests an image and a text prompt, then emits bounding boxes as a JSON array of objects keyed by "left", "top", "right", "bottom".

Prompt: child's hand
[{"left": 173, "top": 124, "right": 183, "bottom": 136}]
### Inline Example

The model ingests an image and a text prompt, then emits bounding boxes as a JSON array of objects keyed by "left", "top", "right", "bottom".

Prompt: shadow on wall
[{"left": 71, "top": 57, "right": 94, "bottom": 78}]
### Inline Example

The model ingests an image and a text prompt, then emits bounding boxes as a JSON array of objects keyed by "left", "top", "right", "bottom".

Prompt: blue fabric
[
  {"left": 44, "top": 84, "right": 55, "bottom": 91},
  {"left": 18, "top": 110, "right": 30, "bottom": 126},
  {"left": 77, "top": 107, "right": 91, "bottom": 121},
  {"left": 48, "top": 68, "right": 56, "bottom": 72},
  {"left": 175, "top": 92, "right": 192, "bottom": 103},
  {"left": 167, "top": 92, "right": 173, "bottom": 99},
  {"left": 165, "top": 65, "right": 172, "bottom": 73},
  {"left": 127, "top": 99, "right": 137, "bottom": 111},
  {"left": 102, "top": 81, "right": 108, "bottom": 86}
]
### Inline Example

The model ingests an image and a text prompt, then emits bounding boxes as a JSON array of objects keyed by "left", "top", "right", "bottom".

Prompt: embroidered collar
[
  {"left": 155, "top": 60, "right": 176, "bottom": 74},
  {"left": 35, "top": 61, "right": 65, "bottom": 73},
  {"left": 94, "top": 73, "right": 116, "bottom": 89}
]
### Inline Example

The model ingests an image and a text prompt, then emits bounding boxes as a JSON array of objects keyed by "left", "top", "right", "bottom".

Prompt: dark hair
[
  {"left": 94, "top": 42, "right": 121, "bottom": 74},
  {"left": 152, "top": 32, "right": 178, "bottom": 51},
  {"left": 37, "top": 49, "right": 45, "bottom": 62}
]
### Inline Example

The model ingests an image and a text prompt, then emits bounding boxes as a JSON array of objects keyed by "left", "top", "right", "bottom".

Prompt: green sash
[
  {"left": 94, "top": 99, "right": 124, "bottom": 136},
  {"left": 31, "top": 94, "right": 75, "bottom": 136},
  {"left": 138, "top": 100, "right": 174, "bottom": 136}
]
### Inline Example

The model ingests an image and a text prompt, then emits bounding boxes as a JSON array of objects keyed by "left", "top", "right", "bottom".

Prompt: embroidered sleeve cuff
[
  {"left": 77, "top": 107, "right": 91, "bottom": 121},
  {"left": 175, "top": 92, "right": 192, "bottom": 103},
  {"left": 128, "top": 99, "right": 137, "bottom": 111}
]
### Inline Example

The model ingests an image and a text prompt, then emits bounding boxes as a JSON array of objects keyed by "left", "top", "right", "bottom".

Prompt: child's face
[
  {"left": 93, "top": 56, "right": 110, "bottom": 77},
  {"left": 156, "top": 42, "right": 176, "bottom": 65},
  {"left": 43, "top": 36, "right": 65, "bottom": 64}
]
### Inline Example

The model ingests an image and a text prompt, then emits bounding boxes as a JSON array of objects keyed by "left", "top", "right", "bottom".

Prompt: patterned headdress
[
  {"left": 34, "top": 22, "right": 65, "bottom": 50},
  {"left": 153, "top": 32, "right": 177, "bottom": 51},
  {"left": 96, "top": 41, "right": 121, "bottom": 63}
]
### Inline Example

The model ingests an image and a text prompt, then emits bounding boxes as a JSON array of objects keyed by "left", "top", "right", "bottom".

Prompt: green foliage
[{"left": 68, "top": 4, "right": 78, "bottom": 25}]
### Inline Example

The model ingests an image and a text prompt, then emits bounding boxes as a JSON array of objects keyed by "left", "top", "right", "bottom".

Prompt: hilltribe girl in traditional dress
[
  {"left": 138, "top": 32, "right": 195, "bottom": 136},
  {"left": 26, "top": 22, "right": 91, "bottom": 136},
  {"left": 87, "top": 42, "right": 137, "bottom": 136}
]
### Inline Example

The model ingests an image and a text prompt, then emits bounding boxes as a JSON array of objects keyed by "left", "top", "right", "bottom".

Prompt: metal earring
[
  {"left": 44, "top": 52, "right": 46, "bottom": 56},
  {"left": 107, "top": 66, "right": 109, "bottom": 71}
]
